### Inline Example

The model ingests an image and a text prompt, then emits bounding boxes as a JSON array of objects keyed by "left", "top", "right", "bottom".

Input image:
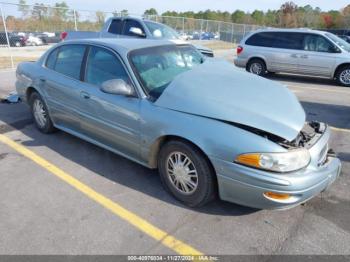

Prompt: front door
[
  {"left": 76, "top": 45, "right": 141, "bottom": 159},
  {"left": 298, "top": 34, "right": 337, "bottom": 77}
]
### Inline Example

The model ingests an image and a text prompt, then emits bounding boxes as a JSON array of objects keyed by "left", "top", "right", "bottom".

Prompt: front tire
[
  {"left": 336, "top": 65, "right": 350, "bottom": 87},
  {"left": 29, "top": 92, "right": 56, "bottom": 133},
  {"left": 158, "top": 140, "right": 216, "bottom": 207},
  {"left": 247, "top": 58, "right": 267, "bottom": 76}
]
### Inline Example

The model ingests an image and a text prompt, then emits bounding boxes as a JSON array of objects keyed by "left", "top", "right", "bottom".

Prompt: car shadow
[
  {"left": 337, "top": 152, "right": 350, "bottom": 163},
  {"left": 301, "top": 101, "right": 350, "bottom": 130},
  {"left": 265, "top": 73, "right": 336, "bottom": 86},
  {"left": 0, "top": 103, "right": 257, "bottom": 216}
]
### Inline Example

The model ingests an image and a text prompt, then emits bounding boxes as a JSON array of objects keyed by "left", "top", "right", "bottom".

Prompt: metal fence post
[
  {"left": 0, "top": 4, "right": 14, "bottom": 69},
  {"left": 182, "top": 17, "right": 185, "bottom": 34},
  {"left": 200, "top": 20, "right": 203, "bottom": 40},
  {"left": 73, "top": 9, "right": 78, "bottom": 31},
  {"left": 231, "top": 24, "right": 234, "bottom": 43}
]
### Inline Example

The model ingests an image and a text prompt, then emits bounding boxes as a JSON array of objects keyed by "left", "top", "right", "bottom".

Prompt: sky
[{"left": 10, "top": 0, "right": 350, "bottom": 14}]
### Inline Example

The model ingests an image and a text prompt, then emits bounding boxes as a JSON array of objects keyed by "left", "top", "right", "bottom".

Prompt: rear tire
[
  {"left": 335, "top": 65, "right": 350, "bottom": 87},
  {"left": 246, "top": 58, "right": 267, "bottom": 76},
  {"left": 158, "top": 140, "right": 216, "bottom": 207},
  {"left": 29, "top": 92, "right": 56, "bottom": 134}
]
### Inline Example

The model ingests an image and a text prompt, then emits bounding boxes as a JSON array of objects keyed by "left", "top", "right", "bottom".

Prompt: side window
[
  {"left": 245, "top": 32, "right": 274, "bottom": 47},
  {"left": 54, "top": 45, "right": 86, "bottom": 79},
  {"left": 85, "top": 46, "right": 130, "bottom": 86},
  {"left": 303, "top": 34, "right": 334, "bottom": 52},
  {"left": 108, "top": 19, "right": 122, "bottom": 35},
  {"left": 272, "top": 32, "right": 303, "bottom": 50},
  {"left": 46, "top": 48, "right": 59, "bottom": 69},
  {"left": 122, "top": 20, "right": 145, "bottom": 37}
]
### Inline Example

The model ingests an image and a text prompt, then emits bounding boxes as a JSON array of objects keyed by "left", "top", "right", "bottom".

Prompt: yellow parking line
[
  {"left": 331, "top": 126, "right": 350, "bottom": 134},
  {"left": 0, "top": 134, "right": 203, "bottom": 256}
]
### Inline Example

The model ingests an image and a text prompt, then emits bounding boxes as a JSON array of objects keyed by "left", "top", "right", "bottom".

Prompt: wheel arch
[
  {"left": 26, "top": 86, "right": 40, "bottom": 102},
  {"left": 334, "top": 63, "right": 350, "bottom": 79},
  {"left": 148, "top": 135, "right": 215, "bottom": 173},
  {"left": 148, "top": 134, "right": 218, "bottom": 195},
  {"left": 246, "top": 56, "right": 267, "bottom": 71}
]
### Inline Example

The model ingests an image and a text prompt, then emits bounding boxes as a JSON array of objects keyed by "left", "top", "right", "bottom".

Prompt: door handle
[
  {"left": 300, "top": 54, "right": 308, "bottom": 59},
  {"left": 80, "top": 91, "right": 90, "bottom": 99},
  {"left": 290, "top": 54, "right": 298, "bottom": 58},
  {"left": 39, "top": 76, "right": 46, "bottom": 82}
]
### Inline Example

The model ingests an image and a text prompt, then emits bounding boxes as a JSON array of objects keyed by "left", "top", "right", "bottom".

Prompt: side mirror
[
  {"left": 129, "top": 27, "right": 145, "bottom": 38},
  {"left": 100, "top": 79, "right": 135, "bottom": 96}
]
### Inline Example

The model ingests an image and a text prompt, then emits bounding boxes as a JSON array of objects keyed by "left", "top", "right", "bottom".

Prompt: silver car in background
[
  {"left": 234, "top": 29, "right": 350, "bottom": 86},
  {"left": 16, "top": 38, "right": 341, "bottom": 209}
]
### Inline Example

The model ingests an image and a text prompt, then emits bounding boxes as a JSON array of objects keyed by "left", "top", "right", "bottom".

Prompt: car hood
[{"left": 154, "top": 59, "right": 305, "bottom": 141}]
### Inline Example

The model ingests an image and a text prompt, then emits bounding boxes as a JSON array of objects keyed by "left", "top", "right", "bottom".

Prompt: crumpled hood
[{"left": 155, "top": 59, "right": 306, "bottom": 141}]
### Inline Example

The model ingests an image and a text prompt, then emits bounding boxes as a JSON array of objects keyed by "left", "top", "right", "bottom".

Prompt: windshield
[
  {"left": 326, "top": 33, "right": 350, "bottom": 52},
  {"left": 129, "top": 45, "right": 204, "bottom": 99},
  {"left": 144, "top": 21, "right": 180, "bottom": 39}
]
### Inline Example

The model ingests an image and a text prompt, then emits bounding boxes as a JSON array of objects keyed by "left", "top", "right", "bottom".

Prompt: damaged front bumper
[{"left": 211, "top": 123, "right": 342, "bottom": 210}]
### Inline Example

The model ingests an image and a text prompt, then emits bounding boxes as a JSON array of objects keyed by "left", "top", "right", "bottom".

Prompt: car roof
[
  {"left": 253, "top": 28, "right": 328, "bottom": 35},
  {"left": 60, "top": 38, "right": 188, "bottom": 54}
]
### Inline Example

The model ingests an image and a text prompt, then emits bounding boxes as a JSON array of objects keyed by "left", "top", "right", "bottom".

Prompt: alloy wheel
[
  {"left": 166, "top": 152, "right": 198, "bottom": 195},
  {"left": 33, "top": 99, "right": 47, "bottom": 128}
]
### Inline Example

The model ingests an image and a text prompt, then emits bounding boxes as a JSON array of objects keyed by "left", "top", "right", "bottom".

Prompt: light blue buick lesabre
[{"left": 16, "top": 38, "right": 341, "bottom": 209}]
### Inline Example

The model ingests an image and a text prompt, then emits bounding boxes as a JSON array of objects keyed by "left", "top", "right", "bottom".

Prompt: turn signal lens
[
  {"left": 235, "top": 154, "right": 260, "bottom": 168},
  {"left": 264, "top": 192, "right": 291, "bottom": 200}
]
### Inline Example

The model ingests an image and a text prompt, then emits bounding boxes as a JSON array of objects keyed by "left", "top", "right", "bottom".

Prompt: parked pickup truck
[{"left": 61, "top": 16, "right": 214, "bottom": 57}]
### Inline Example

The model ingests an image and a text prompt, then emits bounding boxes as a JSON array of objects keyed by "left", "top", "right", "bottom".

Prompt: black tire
[
  {"left": 246, "top": 58, "right": 267, "bottom": 76},
  {"left": 158, "top": 140, "right": 216, "bottom": 207},
  {"left": 29, "top": 92, "right": 56, "bottom": 133},
  {"left": 335, "top": 65, "right": 350, "bottom": 87}
]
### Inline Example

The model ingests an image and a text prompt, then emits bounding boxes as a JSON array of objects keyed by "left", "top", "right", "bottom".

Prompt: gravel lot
[{"left": 0, "top": 49, "right": 349, "bottom": 256}]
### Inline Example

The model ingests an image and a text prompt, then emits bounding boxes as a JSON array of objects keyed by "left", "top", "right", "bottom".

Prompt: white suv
[{"left": 234, "top": 29, "right": 350, "bottom": 86}]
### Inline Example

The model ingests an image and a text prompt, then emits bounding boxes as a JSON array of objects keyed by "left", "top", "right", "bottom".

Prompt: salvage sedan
[{"left": 16, "top": 39, "right": 341, "bottom": 209}]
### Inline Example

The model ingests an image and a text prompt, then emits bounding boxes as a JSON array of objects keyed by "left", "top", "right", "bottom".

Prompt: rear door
[
  {"left": 298, "top": 34, "right": 337, "bottom": 77},
  {"left": 43, "top": 44, "right": 87, "bottom": 132}
]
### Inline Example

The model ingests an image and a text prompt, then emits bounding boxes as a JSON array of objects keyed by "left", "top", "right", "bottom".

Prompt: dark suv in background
[{"left": 0, "top": 32, "right": 26, "bottom": 47}]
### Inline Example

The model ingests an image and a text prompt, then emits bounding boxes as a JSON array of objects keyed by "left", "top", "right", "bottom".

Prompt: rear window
[
  {"left": 46, "top": 48, "right": 59, "bottom": 69},
  {"left": 246, "top": 32, "right": 304, "bottom": 50},
  {"left": 108, "top": 19, "right": 123, "bottom": 35},
  {"left": 51, "top": 45, "right": 86, "bottom": 80},
  {"left": 272, "top": 32, "right": 303, "bottom": 50},
  {"left": 245, "top": 32, "right": 274, "bottom": 47}
]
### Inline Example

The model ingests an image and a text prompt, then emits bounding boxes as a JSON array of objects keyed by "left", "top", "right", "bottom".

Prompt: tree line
[
  {"left": 1, "top": 0, "right": 349, "bottom": 33},
  {"left": 145, "top": 2, "right": 350, "bottom": 29}
]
